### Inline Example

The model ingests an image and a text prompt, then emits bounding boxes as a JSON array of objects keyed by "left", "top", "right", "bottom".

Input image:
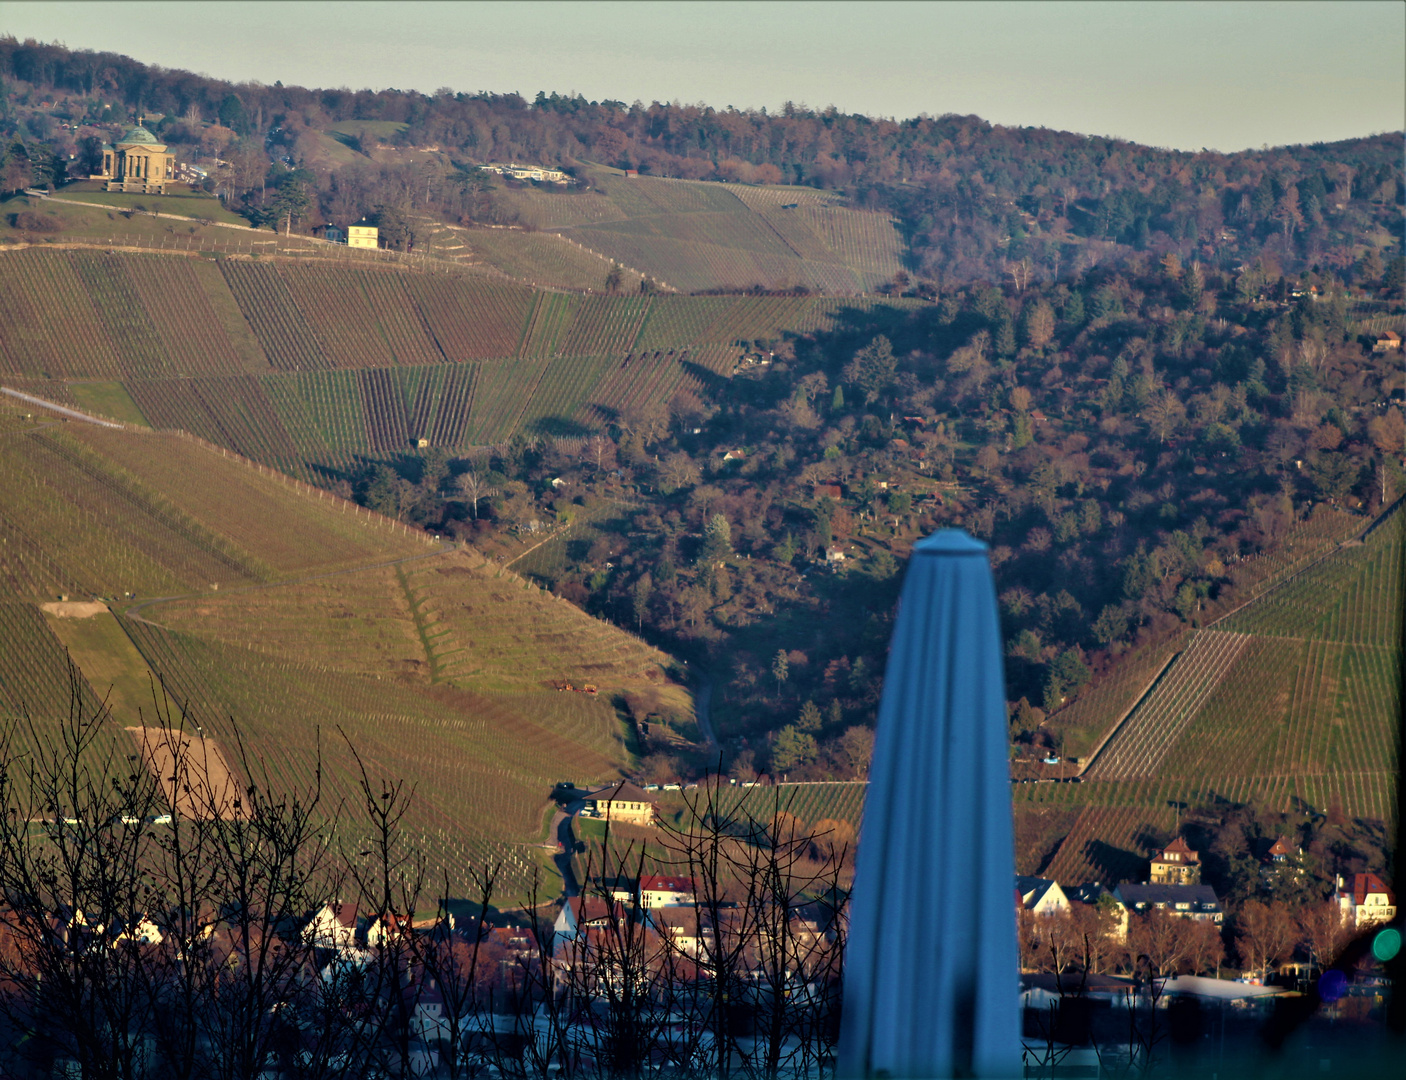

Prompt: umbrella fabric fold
[{"left": 838, "top": 528, "right": 1020, "bottom": 1079}]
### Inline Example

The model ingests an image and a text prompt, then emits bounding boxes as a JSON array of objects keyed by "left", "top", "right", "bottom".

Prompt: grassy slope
[
  {"left": 0, "top": 420, "right": 686, "bottom": 901},
  {"left": 46, "top": 180, "right": 250, "bottom": 226}
]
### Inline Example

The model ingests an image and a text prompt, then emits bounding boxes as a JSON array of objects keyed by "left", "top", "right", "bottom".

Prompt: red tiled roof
[
  {"left": 567, "top": 896, "right": 621, "bottom": 924},
  {"left": 324, "top": 902, "right": 357, "bottom": 928},
  {"left": 1156, "top": 836, "right": 1199, "bottom": 861},
  {"left": 1348, "top": 872, "right": 1396, "bottom": 907}
]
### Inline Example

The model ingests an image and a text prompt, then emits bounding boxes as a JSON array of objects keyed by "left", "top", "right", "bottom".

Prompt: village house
[
  {"left": 303, "top": 902, "right": 359, "bottom": 951},
  {"left": 551, "top": 925, "right": 662, "bottom": 995},
  {"left": 1066, "top": 882, "right": 1130, "bottom": 942},
  {"left": 111, "top": 914, "right": 163, "bottom": 947},
  {"left": 1114, "top": 883, "right": 1224, "bottom": 924},
  {"left": 580, "top": 780, "right": 657, "bottom": 826},
  {"left": 650, "top": 906, "right": 713, "bottom": 958},
  {"left": 1148, "top": 836, "right": 1202, "bottom": 885},
  {"left": 553, "top": 896, "right": 634, "bottom": 941},
  {"left": 366, "top": 910, "right": 416, "bottom": 949},
  {"left": 1015, "top": 876, "right": 1070, "bottom": 917},
  {"left": 402, "top": 973, "right": 449, "bottom": 1051},
  {"left": 1372, "top": 331, "right": 1401, "bottom": 353},
  {"left": 1334, "top": 872, "right": 1397, "bottom": 929},
  {"left": 639, "top": 873, "right": 698, "bottom": 908}
]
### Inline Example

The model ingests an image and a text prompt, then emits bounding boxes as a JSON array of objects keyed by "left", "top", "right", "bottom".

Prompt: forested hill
[{"left": 3, "top": 36, "right": 1402, "bottom": 285}]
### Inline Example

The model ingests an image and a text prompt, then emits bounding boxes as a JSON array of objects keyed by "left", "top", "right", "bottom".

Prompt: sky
[{"left": 3, "top": 1, "right": 1404, "bottom": 151}]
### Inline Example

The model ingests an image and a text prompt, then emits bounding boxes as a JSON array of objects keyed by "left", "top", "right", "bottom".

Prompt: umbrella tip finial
[{"left": 914, "top": 528, "right": 988, "bottom": 555}]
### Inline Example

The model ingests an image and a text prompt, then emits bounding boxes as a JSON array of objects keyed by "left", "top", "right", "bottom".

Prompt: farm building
[
  {"left": 90, "top": 120, "right": 176, "bottom": 193},
  {"left": 481, "top": 162, "right": 572, "bottom": 183}
]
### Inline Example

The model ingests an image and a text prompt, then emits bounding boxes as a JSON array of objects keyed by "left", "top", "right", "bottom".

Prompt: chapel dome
[{"left": 116, "top": 124, "right": 161, "bottom": 147}]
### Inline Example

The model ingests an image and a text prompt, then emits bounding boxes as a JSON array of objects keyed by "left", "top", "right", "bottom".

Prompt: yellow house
[
  {"left": 91, "top": 120, "right": 175, "bottom": 194},
  {"left": 347, "top": 221, "right": 379, "bottom": 249},
  {"left": 581, "top": 781, "right": 656, "bottom": 826},
  {"left": 1148, "top": 836, "right": 1202, "bottom": 885}
]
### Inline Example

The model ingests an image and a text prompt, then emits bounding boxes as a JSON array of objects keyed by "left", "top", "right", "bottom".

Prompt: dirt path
[
  {"left": 505, "top": 524, "right": 569, "bottom": 569},
  {"left": 1, "top": 386, "right": 125, "bottom": 429},
  {"left": 28, "top": 188, "right": 257, "bottom": 232}
]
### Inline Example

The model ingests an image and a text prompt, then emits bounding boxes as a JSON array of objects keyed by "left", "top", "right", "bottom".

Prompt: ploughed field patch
[{"left": 127, "top": 726, "right": 244, "bottom": 820}]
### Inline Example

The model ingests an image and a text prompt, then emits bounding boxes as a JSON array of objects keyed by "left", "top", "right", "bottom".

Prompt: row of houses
[{"left": 1017, "top": 835, "right": 1397, "bottom": 938}]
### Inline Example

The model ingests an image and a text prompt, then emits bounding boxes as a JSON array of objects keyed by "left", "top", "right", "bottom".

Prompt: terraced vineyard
[
  {"left": 1031, "top": 506, "right": 1402, "bottom": 886},
  {"left": 706, "top": 781, "right": 869, "bottom": 833},
  {"left": 0, "top": 423, "right": 426, "bottom": 601},
  {"left": 1042, "top": 800, "right": 1179, "bottom": 886},
  {"left": 2, "top": 251, "right": 922, "bottom": 465},
  {"left": 141, "top": 546, "right": 682, "bottom": 697},
  {"left": 1084, "top": 630, "right": 1253, "bottom": 780},
  {"left": 513, "top": 166, "right": 906, "bottom": 294},
  {"left": 0, "top": 421, "right": 686, "bottom": 903},
  {"left": 463, "top": 229, "right": 629, "bottom": 290}
]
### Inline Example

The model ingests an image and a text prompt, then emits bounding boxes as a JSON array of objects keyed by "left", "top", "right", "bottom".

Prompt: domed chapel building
[{"left": 90, "top": 120, "right": 176, "bottom": 194}]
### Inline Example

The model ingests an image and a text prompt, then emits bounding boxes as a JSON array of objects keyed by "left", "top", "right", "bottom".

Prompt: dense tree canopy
[{"left": 2, "top": 35, "right": 1401, "bottom": 281}]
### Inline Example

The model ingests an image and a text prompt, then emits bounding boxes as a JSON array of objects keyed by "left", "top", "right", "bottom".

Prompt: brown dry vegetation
[{"left": 127, "top": 726, "right": 244, "bottom": 819}]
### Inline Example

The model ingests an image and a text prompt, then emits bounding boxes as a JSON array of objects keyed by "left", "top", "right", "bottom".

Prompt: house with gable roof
[
  {"left": 639, "top": 873, "right": 697, "bottom": 908},
  {"left": 1115, "top": 883, "right": 1223, "bottom": 924},
  {"left": 650, "top": 906, "right": 714, "bottom": 958},
  {"left": 1334, "top": 873, "right": 1397, "bottom": 929},
  {"left": 580, "top": 780, "right": 657, "bottom": 826},
  {"left": 1260, "top": 836, "right": 1306, "bottom": 889},
  {"left": 1015, "top": 876, "right": 1070, "bottom": 917},
  {"left": 304, "top": 902, "right": 360, "bottom": 951},
  {"left": 553, "top": 896, "right": 635, "bottom": 943},
  {"left": 1067, "top": 881, "right": 1130, "bottom": 942},
  {"left": 1148, "top": 836, "right": 1202, "bottom": 885},
  {"left": 1265, "top": 837, "right": 1300, "bottom": 863}
]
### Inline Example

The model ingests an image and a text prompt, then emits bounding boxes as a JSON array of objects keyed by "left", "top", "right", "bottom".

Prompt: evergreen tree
[
  {"left": 698, "top": 513, "right": 732, "bottom": 564},
  {"left": 771, "top": 725, "right": 817, "bottom": 773},
  {"left": 842, "top": 335, "right": 898, "bottom": 404},
  {"left": 772, "top": 649, "right": 790, "bottom": 694},
  {"left": 797, "top": 700, "right": 823, "bottom": 733}
]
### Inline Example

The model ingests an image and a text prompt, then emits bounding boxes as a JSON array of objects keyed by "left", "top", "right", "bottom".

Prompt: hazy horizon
[{"left": 3, "top": 1, "right": 1403, "bottom": 153}]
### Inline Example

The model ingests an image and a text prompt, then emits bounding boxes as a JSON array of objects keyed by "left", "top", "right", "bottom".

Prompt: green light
[{"left": 1372, "top": 927, "right": 1401, "bottom": 963}]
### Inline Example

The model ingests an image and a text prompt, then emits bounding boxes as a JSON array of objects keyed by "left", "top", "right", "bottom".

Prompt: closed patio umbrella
[{"left": 838, "top": 529, "right": 1020, "bottom": 1079}]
